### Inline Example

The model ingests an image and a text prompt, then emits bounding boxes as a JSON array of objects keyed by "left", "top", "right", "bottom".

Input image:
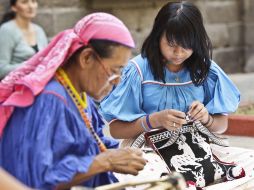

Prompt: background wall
[{"left": 0, "top": 0, "right": 254, "bottom": 73}]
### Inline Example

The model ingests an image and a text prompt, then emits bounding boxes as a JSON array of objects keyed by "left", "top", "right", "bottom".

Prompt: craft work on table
[{"left": 129, "top": 115, "right": 245, "bottom": 189}]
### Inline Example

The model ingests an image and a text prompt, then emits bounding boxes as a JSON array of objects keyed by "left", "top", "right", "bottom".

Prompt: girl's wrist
[
  {"left": 140, "top": 116, "right": 149, "bottom": 132},
  {"left": 145, "top": 114, "right": 153, "bottom": 130},
  {"left": 202, "top": 114, "right": 214, "bottom": 129},
  {"left": 149, "top": 112, "right": 160, "bottom": 128},
  {"left": 206, "top": 115, "right": 214, "bottom": 128},
  {"left": 202, "top": 114, "right": 211, "bottom": 126}
]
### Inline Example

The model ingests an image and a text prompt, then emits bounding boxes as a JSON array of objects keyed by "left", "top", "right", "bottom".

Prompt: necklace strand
[{"left": 55, "top": 68, "right": 107, "bottom": 152}]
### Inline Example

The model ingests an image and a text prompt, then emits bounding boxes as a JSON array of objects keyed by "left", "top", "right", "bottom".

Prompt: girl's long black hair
[
  {"left": 1, "top": 0, "right": 17, "bottom": 25},
  {"left": 141, "top": 1, "right": 212, "bottom": 85}
]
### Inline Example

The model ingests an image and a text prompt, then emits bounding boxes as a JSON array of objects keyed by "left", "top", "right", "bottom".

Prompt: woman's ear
[
  {"left": 11, "top": 6, "right": 17, "bottom": 13},
  {"left": 79, "top": 48, "right": 95, "bottom": 69}
]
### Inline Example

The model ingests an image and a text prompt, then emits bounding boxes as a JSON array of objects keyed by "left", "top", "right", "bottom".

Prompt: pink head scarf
[{"left": 0, "top": 12, "right": 135, "bottom": 136}]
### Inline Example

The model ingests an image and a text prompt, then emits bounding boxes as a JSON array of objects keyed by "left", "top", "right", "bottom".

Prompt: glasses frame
[{"left": 92, "top": 50, "right": 121, "bottom": 83}]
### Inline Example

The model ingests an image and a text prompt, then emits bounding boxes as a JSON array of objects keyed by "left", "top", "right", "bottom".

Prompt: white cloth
[
  {"left": 205, "top": 145, "right": 254, "bottom": 190},
  {"left": 116, "top": 141, "right": 254, "bottom": 190}
]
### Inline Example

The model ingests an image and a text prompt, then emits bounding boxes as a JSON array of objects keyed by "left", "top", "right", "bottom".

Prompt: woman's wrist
[{"left": 94, "top": 152, "right": 112, "bottom": 172}]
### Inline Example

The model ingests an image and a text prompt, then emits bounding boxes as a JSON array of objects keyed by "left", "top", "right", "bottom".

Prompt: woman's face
[
  {"left": 85, "top": 46, "right": 131, "bottom": 101},
  {"left": 160, "top": 33, "right": 193, "bottom": 65},
  {"left": 12, "top": 0, "right": 38, "bottom": 20}
]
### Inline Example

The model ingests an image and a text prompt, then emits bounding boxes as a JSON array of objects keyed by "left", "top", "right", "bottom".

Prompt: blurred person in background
[{"left": 0, "top": 0, "right": 47, "bottom": 79}]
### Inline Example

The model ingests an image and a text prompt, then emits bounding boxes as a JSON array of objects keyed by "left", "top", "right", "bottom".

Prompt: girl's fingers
[
  {"left": 189, "top": 103, "right": 205, "bottom": 119},
  {"left": 164, "top": 117, "right": 187, "bottom": 131},
  {"left": 172, "top": 110, "right": 186, "bottom": 119},
  {"left": 188, "top": 101, "right": 199, "bottom": 113},
  {"left": 194, "top": 109, "right": 206, "bottom": 121}
]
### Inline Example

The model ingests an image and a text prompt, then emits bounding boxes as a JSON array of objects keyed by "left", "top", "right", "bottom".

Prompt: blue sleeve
[
  {"left": 89, "top": 99, "right": 119, "bottom": 149},
  {"left": 15, "top": 93, "right": 98, "bottom": 188},
  {"left": 204, "top": 61, "right": 240, "bottom": 114},
  {"left": 39, "top": 94, "right": 99, "bottom": 187},
  {"left": 100, "top": 62, "right": 146, "bottom": 122}
]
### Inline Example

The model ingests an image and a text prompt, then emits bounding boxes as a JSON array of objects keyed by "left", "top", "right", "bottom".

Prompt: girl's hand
[
  {"left": 188, "top": 101, "right": 209, "bottom": 124},
  {"left": 151, "top": 109, "right": 187, "bottom": 131}
]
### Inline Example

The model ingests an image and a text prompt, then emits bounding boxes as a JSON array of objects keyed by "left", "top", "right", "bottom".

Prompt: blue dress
[
  {"left": 0, "top": 80, "right": 119, "bottom": 189},
  {"left": 100, "top": 54, "right": 240, "bottom": 123}
]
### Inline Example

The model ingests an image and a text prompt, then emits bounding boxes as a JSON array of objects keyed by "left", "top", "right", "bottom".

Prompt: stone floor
[
  {"left": 223, "top": 73, "right": 254, "bottom": 149},
  {"left": 229, "top": 73, "right": 254, "bottom": 104},
  {"left": 226, "top": 135, "right": 254, "bottom": 150}
]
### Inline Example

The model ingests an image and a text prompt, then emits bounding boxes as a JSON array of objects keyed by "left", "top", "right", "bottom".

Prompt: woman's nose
[{"left": 173, "top": 46, "right": 184, "bottom": 56}]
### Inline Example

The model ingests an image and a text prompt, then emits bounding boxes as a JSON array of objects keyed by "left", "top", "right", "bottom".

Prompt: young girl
[
  {"left": 0, "top": 0, "right": 47, "bottom": 79},
  {"left": 100, "top": 1, "right": 237, "bottom": 138},
  {"left": 100, "top": 1, "right": 254, "bottom": 189}
]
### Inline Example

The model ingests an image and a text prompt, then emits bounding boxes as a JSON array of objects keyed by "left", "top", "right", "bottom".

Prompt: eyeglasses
[{"left": 92, "top": 50, "right": 121, "bottom": 83}]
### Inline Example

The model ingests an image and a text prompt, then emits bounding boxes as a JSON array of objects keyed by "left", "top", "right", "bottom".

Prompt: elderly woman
[{"left": 0, "top": 13, "right": 146, "bottom": 190}]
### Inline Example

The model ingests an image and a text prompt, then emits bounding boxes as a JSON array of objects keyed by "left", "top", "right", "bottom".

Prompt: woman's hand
[
  {"left": 188, "top": 101, "right": 209, "bottom": 124},
  {"left": 150, "top": 109, "right": 187, "bottom": 131},
  {"left": 56, "top": 148, "right": 146, "bottom": 189},
  {"left": 96, "top": 148, "right": 146, "bottom": 175}
]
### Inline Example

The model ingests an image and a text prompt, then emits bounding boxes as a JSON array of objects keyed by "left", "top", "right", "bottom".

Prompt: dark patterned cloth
[{"left": 144, "top": 123, "right": 245, "bottom": 188}]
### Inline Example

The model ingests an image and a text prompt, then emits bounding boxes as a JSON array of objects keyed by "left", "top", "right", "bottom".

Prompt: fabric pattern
[
  {"left": 145, "top": 124, "right": 245, "bottom": 188},
  {"left": 118, "top": 138, "right": 254, "bottom": 190},
  {"left": 205, "top": 145, "right": 254, "bottom": 190}
]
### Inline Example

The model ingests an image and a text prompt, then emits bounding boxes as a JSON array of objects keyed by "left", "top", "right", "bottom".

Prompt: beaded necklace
[{"left": 55, "top": 68, "right": 107, "bottom": 152}]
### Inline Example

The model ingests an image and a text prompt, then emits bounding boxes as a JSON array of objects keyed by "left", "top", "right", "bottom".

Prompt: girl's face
[
  {"left": 12, "top": 0, "right": 38, "bottom": 20},
  {"left": 160, "top": 33, "right": 193, "bottom": 66}
]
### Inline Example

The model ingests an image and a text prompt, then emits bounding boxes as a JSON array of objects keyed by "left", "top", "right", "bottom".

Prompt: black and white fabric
[{"left": 130, "top": 120, "right": 245, "bottom": 189}]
